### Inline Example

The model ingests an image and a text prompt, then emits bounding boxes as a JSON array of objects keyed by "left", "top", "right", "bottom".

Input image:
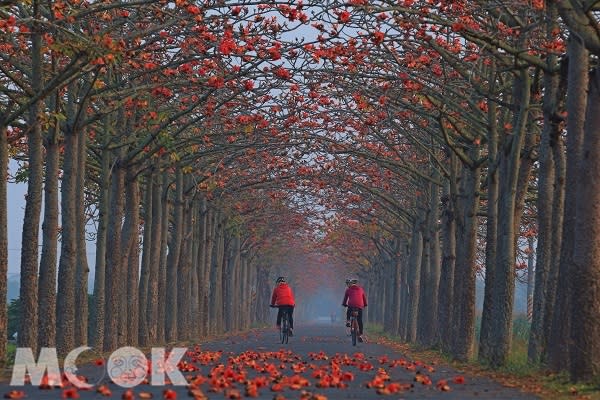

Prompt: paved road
[{"left": 1, "top": 321, "right": 541, "bottom": 399}]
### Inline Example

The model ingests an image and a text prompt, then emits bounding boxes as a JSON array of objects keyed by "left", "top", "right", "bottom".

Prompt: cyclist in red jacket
[
  {"left": 342, "top": 277, "right": 367, "bottom": 342},
  {"left": 270, "top": 276, "right": 296, "bottom": 336}
]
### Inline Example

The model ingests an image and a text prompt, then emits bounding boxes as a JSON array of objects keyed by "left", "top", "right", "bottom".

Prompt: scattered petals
[{"left": 4, "top": 391, "right": 25, "bottom": 399}]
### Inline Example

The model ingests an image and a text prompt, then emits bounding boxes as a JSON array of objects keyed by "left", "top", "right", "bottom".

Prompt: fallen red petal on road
[{"left": 4, "top": 391, "right": 26, "bottom": 399}]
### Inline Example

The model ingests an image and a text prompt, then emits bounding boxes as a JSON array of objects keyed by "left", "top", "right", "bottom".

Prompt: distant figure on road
[
  {"left": 330, "top": 311, "right": 337, "bottom": 323},
  {"left": 270, "top": 276, "right": 296, "bottom": 336},
  {"left": 342, "top": 277, "right": 367, "bottom": 342}
]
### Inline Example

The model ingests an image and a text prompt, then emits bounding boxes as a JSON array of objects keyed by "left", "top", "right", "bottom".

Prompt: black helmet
[
  {"left": 276, "top": 276, "right": 286, "bottom": 284},
  {"left": 349, "top": 277, "right": 358, "bottom": 285}
]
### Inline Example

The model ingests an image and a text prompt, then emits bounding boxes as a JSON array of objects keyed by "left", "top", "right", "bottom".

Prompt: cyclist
[
  {"left": 342, "top": 277, "right": 367, "bottom": 342},
  {"left": 270, "top": 276, "right": 296, "bottom": 336}
]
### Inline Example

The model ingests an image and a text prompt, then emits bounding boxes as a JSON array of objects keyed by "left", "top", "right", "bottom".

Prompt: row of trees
[
  {"left": 289, "top": 0, "right": 599, "bottom": 382},
  {"left": 0, "top": 0, "right": 598, "bottom": 384},
  {"left": 0, "top": 0, "right": 327, "bottom": 359}
]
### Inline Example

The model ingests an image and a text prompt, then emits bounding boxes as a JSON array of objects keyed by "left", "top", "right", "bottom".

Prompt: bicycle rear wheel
[
  {"left": 351, "top": 318, "right": 358, "bottom": 346},
  {"left": 281, "top": 314, "right": 289, "bottom": 344}
]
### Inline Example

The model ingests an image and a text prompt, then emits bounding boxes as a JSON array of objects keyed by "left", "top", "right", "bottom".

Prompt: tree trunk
[
  {"left": 529, "top": 12, "right": 562, "bottom": 359},
  {"left": 399, "top": 239, "right": 410, "bottom": 341},
  {"left": 373, "top": 266, "right": 383, "bottom": 325},
  {"left": 190, "top": 199, "right": 200, "bottom": 338},
  {"left": 166, "top": 168, "right": 183, "bottom": 342},
  {"left": 177, "top": 186, "right": 193, "bottom": 341},
  {"left": 18, "top": 0, "right": 44, "bottom": 352},
  {"left": 569, "top": 67, "right": 600, "bottom": 382},
  {"left": 56, "top": 127, "right": 79, "bottom": 356},
  {"left": 450, "top": 154, "right": 481, "bottom": 361},
  {"left": 209, "top": 213, "right": 224, "bottom": 334},
  {"left": 431, "top": 181, "right": 442, "bottom": 345},
  {"left": 0, "top": 124, "right": 9, "bottom": 363},
  {"left": 381, "top": 253, "right": 393, "bottom": 332},
  {"left": 195, "top": 198, "right": 208, "bottom": 338},
  {"left": 240, "top": 253, "right": 250, "bottom": 329},
  {"left": 157, "top": 172, "right": 169, "bottom": 343},
  {"left": 526, "top": 237, "right": 535, "bottom": 323},
  {"left": 75, "top": 128, "right": 89, "bottom": 346},
  {"left": 419, "top": 175, "right": 441, "bottom": 346},
  {"left": 234, "top": 236, "right": 242, "bottom": 331},
  {"left": 38, "top": 124, "right": 59, "bottom": 349},
  {"left": 146, "top": 172, "right": 163, "bottom": 343},
  {"left": 104, "top": 161, "right": 124, "bottom": 352},
  {"left": 479, "top": 79, "right": 499, "bottom": 362},
  {"left": 123, "top": 169, "right": 140, "bottom": 346},
  {"left": 247, "top": 258, "right": 258, "bottom": 326},
  {"left": 200, "top": 204, "right": 214, "bottom": 337},
  {"left": 438, "top": 174, "right": 456, "bottom": 353},
  {"left": 255, "top": 265, "right": 270, "bottom": 325},
  {"left": 138, "top": 173, "right": 153, "bottom": 346},
  {"left": 542, "top": 130, "right": 565, "bottom": 360},
  {"left": 217, "top": 228, "right": 228, "bottom": 334},
  {"left": 116, "top": 166, "right": 129, "bottom": 348},
  {"left": 485, "top": 70, "right": 531, "bottom": 367},
  {"left": 90, "top": 139, "right": 110, "bottom": 350},
  {"left": 236, "top": 239, "right": 244, "bottom": 331},
  {"left": 224, "top": 234, "right": 239, "bottom": 332},
  {"left": 529, "top": 7, "right": 562, "bottom": 361},
  {"left": 548, "top": 36, "right": 587, "bottom": 373},
  {"left": 391, "top": 239, "right": 403, "bottom": 335},
  {"left": 416, "top": 196, "right": 430, "bottom": 345},
  {"left": 208, "top": 209, "right": 218, "bottom": 333},
  {"left": 406, "top": 222, "right": 422, "bottom": 343}
]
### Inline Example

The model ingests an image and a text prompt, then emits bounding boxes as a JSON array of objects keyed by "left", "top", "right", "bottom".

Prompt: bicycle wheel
[
  {"left": 351, "top": 318, "right": 357, "bottom": 346},
  {"left": 281, "top": 313, "right": 289, "bottom": 344}
]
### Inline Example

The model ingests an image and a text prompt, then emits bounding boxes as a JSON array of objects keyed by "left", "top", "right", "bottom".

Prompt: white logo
[
  {"left": 11, "top": 346, "right": 188, "bottom": 388},
  {"left": 107, "top": 347, "right": 148, "bottom": 388},
  {"left": 64, "top": 346, "right": 101, "bottom": 388}
]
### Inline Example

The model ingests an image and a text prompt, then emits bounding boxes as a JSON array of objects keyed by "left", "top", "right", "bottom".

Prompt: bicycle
[
  {"left": 280, "top": 309, "right": 291, "bottom": 344},
  {"left": 348, "top": 307, "right": 360, "bottom": 346},
  {"left": 271, "top": 305, "right": 292, "bottom": 344}
]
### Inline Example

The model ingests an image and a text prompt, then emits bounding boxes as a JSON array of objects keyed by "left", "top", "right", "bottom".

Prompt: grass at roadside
[
  {"left": 0, "top": 343, "right": 17, "bottom": 381},
  {"left": 7, "top": 343, "right": 15, "bottom": 361},
  {"left": 369, "top": 322, "right": 600, "bottom": 400}
]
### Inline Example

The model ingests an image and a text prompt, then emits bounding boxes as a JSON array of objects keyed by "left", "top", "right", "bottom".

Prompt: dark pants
[
  {"left": 276, "top": 305, "right": 294, "bottom": 329},
  {"left": 346, "top": 307, "right": 363, "bottom": 335}
]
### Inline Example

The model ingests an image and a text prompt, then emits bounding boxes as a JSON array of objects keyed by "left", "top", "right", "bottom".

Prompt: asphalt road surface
[{"left": 1, "top": 321, "right": 541, "bottom": 399}]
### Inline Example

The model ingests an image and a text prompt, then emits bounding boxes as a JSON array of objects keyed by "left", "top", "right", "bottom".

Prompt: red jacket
[
  {"left": 271, "top": 283, "right": 295, "bottom": 306},
  {"left": 342, "top": 285, "right": 367, "bottom": 308}
]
